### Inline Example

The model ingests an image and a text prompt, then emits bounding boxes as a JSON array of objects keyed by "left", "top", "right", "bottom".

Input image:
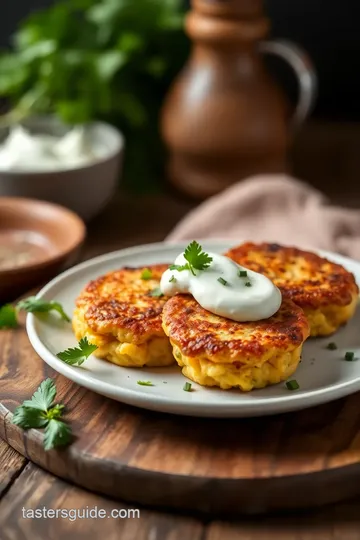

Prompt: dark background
[{"left": 2, "top": 0, "right": 360, "bottom": 121}]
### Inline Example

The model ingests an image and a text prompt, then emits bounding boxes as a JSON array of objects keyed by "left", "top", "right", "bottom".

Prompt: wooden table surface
[{"left": 2, "top": 121, "right": 360, "bottom": 539}]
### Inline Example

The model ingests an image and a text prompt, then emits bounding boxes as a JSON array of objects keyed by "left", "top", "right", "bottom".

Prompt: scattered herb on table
[
  {"left": 0, "top": 297, "right": 71, "bottom": 330},
  {"left": 183, "top": 382, "right": 192, "bottom": 392},
  {"left": 245, "top": 282, "right": 252, "bottom": 287},
  {"left": 0, "top": 304, "right": 18, "bottom": 329},
  {"left": 17, "top": 296, "right": 70, "bottom": 322},
  {"left": 326, "top": 342, "right": 338, "bottom": 350},
  {"left": 12, "top": 378, "right": 72, "bottom": 451},
  {"left": 345, "top": 351, "right": 355, "bottom": 361},
  {"left": 217, "top": 277, "right": 228, "bottom": 286},
  {"left": 170, "top": 241, "right": 213, "bottom": 275},
  {"left": 286, "top": 380, "right": 300, "bottom": 391},
  {"left": 141, "top": 268, "right": 152, "bottom": 280},
  {"left": 238, "top": 270, "right": 247, "bottom": 278},
  {"left": 137, "top": 381, "right": 154, "bottom": 387},
  {"left": 57, "top": 337, "right": 97, "bottom": 366}
]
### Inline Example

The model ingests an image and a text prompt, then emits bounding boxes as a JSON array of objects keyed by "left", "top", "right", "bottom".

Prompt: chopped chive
[
  {"left": 169, "top": 275, "right": 176, "bottom": 283},
  {"left": 183, "top": 382, "right": 192, "bottom": 392},
  {"left": 149, "top": 287, "right": 164, "bottom": 297},
  {"left": 137, "top": 381, "right": 154, "bottom": 386},
  {"left": 245, "top": 281, "right": 252, "bottom": 287},
  {"left": 217, "top": 277, "right": 228, "bottom": 286},
  {"left": 326, "top": 342, "right": 337, "bottom": 350},
  {"left": 141, "top": 268, "right": 152, "bottom": 280},
  {"left": 286, "top": 380, "right": 300, "bottom": 391},
  {"left": 345, "top": 351, "right": 355, "bottom": 361},
  {"left": 238, "top": 270, "right": 247, "bottom": 277}
]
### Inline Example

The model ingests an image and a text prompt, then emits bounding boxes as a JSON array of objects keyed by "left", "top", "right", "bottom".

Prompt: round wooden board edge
[{"left": 3, "top": 393, "right": 360, "bottom": 516}]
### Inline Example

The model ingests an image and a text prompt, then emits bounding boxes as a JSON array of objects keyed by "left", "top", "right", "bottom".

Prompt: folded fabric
[{"left": 167, "top": 174, "right": 360, "bottom": 260}]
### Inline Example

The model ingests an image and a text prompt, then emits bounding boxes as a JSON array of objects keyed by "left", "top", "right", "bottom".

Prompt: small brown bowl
[{"left": 0, "top": 197, "right": 86, "bottom": 302}]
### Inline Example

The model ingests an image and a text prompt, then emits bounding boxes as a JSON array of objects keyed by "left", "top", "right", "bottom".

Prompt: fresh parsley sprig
[
  {"left": 0, "top": 296, "right": 71, "bottom": 331},
  {"left": 170, "top": 241, "right": 213, "bottom": 276},
  {"left": 17, "top": 297, "right": 70, "bottom": 322},
  {"left": 57, "top": 337, "right": 98, "bottom": 366},
  {"left": 12, "top": 378, "right": 72, "bottom": 451}
]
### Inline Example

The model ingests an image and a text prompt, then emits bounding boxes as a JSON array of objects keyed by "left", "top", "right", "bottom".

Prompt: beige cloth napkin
[{"left": 167, "top": 175, "right": 360, "bottom": 259}]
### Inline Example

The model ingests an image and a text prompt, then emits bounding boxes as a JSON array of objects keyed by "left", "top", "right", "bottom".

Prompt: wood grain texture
[
  {"left": 1, "top": 462, "right": 360, "bottom": 540},
  {"left": 2, "top": 318, "right": 360, "bottom": 515},
  {"left": 0, "top": 438, "right": 26, "bottom": 498},
  {"left": 0, "top": 463, "right": 204, "bottom": 540}
]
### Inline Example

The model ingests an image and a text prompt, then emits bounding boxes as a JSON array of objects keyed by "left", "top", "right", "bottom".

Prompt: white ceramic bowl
[{"left": 0, "top": 116, "right": 124, "bottom": 221}]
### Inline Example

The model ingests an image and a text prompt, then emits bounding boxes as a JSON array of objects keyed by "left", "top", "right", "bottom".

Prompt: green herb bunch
[
  {"left": 12, "top": 379, "right": 72, "bottom": 451},
  {"left": 0, "top": 0, "right": 188, "bottom": 191}
]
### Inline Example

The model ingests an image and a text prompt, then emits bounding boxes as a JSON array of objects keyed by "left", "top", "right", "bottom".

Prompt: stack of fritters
[{"left": 72, "top": 243, "right": 358, "bottom": 391}]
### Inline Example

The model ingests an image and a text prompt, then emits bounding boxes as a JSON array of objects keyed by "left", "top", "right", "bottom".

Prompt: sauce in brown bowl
[{"left": 0, "top": 198, "right": 85, "bottom": 302}]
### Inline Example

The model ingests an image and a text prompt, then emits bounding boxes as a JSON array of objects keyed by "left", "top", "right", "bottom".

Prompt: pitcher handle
[{"left": 260, "top": 39, "right": 317, "bottom": 128}]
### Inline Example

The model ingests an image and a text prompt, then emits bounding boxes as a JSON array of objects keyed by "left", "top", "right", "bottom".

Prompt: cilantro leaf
[
  {"left": 56, "top": 337, "right": 98, "bottom": 366},
  {"left": 0, "top": 304, "right": 18, "bottom": 329},
  {"left": 169, "top": 242, "right": 213, "bottom": 276},
  {"left": 12, "top": 406, "right": 48, "bottom": 429},
  {"left": 22, "top": 378, "right": 56, "bottom": 411},
  {"left": 17, "top": 297, "right": 70, "bottom": 322},
  {"left": 184, "top": 241, "right": 213, "bottom": 274},
  {"left": 43, "top": 419, "right": 72, "bottom": 451},
  {"left": 11, "top": 378, "right": 73, "bottom": 451}
]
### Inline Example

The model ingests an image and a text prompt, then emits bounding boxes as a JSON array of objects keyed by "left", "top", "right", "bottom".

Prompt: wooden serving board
[{"left": 2, "top": 312, "right": 360, "bottom": 515}]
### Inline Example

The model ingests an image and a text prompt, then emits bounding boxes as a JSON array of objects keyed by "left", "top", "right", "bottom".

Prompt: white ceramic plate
[{"left": 27, "top": 241, "right": 360, "bottom": 418}]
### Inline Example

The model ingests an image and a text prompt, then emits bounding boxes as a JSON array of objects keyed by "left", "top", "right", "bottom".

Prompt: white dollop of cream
[
  {"left": 0, "top": 125, "right": 109, "bottom": 172},
  {"left": 160, "top": 252, "right": 282, "bottom": 322}
]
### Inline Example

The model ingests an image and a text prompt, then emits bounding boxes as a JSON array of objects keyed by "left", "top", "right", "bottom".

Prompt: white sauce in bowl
[{"left": 0, "top": 125, "right": 109, "bottom": 172}]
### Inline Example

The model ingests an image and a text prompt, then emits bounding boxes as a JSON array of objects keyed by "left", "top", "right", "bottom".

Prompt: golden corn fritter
[
  {"left": 73, "top": 264, "right": 175, "bottom": 367},
  {"left": 225, "top": 243, "right": 359, "bottom": 337},
  {"left": 162, "top": 295, "right": 310, "bottom": 391}
]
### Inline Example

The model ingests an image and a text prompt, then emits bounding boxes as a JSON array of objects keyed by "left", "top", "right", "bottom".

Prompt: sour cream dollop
[{"left": 160, "top": 252, "right": 282, "bottom": 322}]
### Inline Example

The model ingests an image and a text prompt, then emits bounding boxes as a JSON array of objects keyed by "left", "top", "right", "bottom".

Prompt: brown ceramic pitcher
[{"left": 161, "top": 0, "right": 317, "bottom": 199}]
